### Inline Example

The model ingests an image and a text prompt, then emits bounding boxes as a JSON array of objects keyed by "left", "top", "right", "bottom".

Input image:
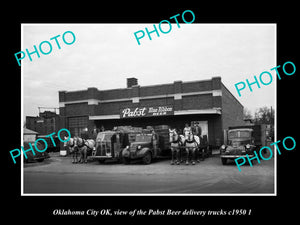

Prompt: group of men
[
  {"left": 170, "top": 123, "right": 202, "bottom": 138},
  {"left": 183, "top": 123, "right": 202, "bottom": 137}
]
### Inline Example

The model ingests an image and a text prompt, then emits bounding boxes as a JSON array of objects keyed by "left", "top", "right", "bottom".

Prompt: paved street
[{"left": 23, "top": 153, "right": 275, "bottom": 194}]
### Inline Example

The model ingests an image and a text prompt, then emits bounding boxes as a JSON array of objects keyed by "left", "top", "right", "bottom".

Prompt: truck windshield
[
  {"left": 97, "top": 133, "right": 113, "bottom": 142},
  {"left": 135, "top": 135, "right": 152, "bottom": 142},
  {"left": 228, "top": 130, "right": 251, "bottom": 139}
]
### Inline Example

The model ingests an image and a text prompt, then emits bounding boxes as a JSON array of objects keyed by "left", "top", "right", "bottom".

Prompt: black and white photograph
[
  {"left": 4, "top": 4, "right": 298, "bottom": 224},
  {"left": 21, "top": 23, "right": 276, "bottom": 195}
]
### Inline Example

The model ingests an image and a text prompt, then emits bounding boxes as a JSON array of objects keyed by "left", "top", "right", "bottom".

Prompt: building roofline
[
  {"left": 221, "top": 82, "right": 244, "bottom": 108},
  {"left": 60, "top": 77, "right": 220, "bottom": 93}
]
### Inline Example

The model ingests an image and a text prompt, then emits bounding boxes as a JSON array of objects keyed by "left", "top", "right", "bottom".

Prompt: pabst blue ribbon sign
[{"left": 120, "top": 106, "right": 173, "bottom": 118}]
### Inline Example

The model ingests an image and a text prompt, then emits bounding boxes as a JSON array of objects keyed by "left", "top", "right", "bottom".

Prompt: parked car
[{"left": 23, "top": 141, "right": 50, "bottom": 163}]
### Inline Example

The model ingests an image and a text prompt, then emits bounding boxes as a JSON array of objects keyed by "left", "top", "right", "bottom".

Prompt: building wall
[
  {"left": 96, "top": 101, "right": 132, "bottom": 115},
  {"left": 221, "top": 84, "right": 245, "bottom": 139},
  {"left": 65, "top": 103, "right": 89, "bottom": 116},
  {"left": 182, "top": 94, "right": 213, "bottom": 110},
  {"left": 58, "top": 77, "right": 242, "bottom": 147},
  {"left": 63, "top": 90, "right": 88, "bottom": 102},
  {"left": 139, "top": 97, "right": 174, "bottom": 107},
  {"left": 26, "top": 112, "right": 60, "bottom": 135},
  {"left": 59, "top": 78, "right": 221, "bottom": 106},
  {"left": 140, "top": 84, "right": 174, "bottom": 97},
  {"left": 98, "top": 88, "right": 131, "bottom": 100},
  {"left": 182, "top": 80, "right": 212, "bottom": 92}
]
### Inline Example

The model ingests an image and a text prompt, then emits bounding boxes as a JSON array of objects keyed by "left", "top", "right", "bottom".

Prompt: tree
[
  {"left": 254, "top": 106, "right": 274, "bottom": 125},
  {"left": 243, "top": 107, "right": 253, "bottom": 120}
]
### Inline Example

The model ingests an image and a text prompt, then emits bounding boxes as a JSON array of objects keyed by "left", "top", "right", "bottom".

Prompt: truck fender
[
  {"left": 121, "top": 147, "right": 130, "bottom": 158},
  {"left": 138, "top": 147, "right": 151, "bottom": 158}
]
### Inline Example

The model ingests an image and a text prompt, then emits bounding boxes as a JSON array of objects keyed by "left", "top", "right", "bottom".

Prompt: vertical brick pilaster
[{"left": 173, "top": 81, "right": 182, "bottom": 110}]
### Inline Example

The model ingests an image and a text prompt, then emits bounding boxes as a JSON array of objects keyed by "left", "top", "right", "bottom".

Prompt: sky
[{"left": 22, "top": 23, "right": 276, "bottom": 119}]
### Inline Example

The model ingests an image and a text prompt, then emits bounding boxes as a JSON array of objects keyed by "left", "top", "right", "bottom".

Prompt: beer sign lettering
[
  {"left": 121, "top": 107, "right": 147, "bottom": 118},
  {"left": 120, "top": 106, "right": 173, "bottom": 118}
]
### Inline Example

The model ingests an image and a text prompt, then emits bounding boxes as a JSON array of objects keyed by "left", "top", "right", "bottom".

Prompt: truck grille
[
  {"left": 130, "top": 145, "right": 137, "bottom": 152},
  {"left": 96, "top": 141, "right": 111, "bottom": 156},
  {"left": 232, "top": 142, "right": 239, "bottom": 148},
  {"left": 225, "top": 146, "right": 246, "bottom": 155}
]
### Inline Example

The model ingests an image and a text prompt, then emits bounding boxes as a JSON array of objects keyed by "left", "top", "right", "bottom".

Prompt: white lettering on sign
[
  {"left": 121, "top": 106, "right": 173, "bottom": 118},
  {"left": 158, "top": 106, "right": 172, "bottom": 112},
  {"left": 121, "top": 107, "right": 147, "bottom": 118}
]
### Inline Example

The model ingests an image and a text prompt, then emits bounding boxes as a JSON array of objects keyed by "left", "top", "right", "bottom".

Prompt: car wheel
[
  {"left": 221, "top": 158, "right": 227, "bottom": 165},
  {"left": 142, "top": 152, "right": 152, "bottom": 165},
  {"left": 36, "top": 158, "right": 44, "bottom": 162}
]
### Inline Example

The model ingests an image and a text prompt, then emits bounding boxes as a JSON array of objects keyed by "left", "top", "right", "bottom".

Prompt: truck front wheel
[
  {"left": 98, "top": 159, "right": 105, "bottom": 164},
  {"left": 123, "top": 157, "right": 131, "bottom": 165},
  {"left": 142, "top": 152, "right": 152, "bottom": 165},
  {"left": 221, "top": 158, "right": 227, "bottom": 165}
]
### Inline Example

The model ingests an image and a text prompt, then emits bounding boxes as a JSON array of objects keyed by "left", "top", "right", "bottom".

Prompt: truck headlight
[
  {"left": 246, "top": 144, "right": 250, "bottom": 149},
  {"left": 221, "top": 145, "right": 226, "bottom": 150},
  {"left": 137, "top": 145, "right": 142, "bottom": 150}
]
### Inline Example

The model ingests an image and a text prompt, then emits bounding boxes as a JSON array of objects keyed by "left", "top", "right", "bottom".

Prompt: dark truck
[
  {"left": 90, "top": 126, "right": 169, "bottom": 165},
  {"left": 122, "top": 132, "right": 160, "bottom": 165},
  {"left": 220, "top": 125, "right": 267, "bottom": 165}
]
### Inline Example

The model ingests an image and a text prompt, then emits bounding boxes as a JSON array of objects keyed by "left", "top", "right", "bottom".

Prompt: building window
[{"left": 68, "top": 116, "right": 88, "bottom": 137}]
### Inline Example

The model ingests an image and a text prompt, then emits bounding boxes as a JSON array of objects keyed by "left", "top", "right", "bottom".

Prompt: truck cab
[
  {"left": 90, "top": 131, "right": 128, "bottom": 163},
  {"left": 220, "top": 128, "right": 258, "bottom": 165},
  {"left": 122, "top": 132, "right": 159, "bottom": 164}
]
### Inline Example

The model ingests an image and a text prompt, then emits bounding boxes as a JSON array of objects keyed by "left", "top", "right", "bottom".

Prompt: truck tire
[
  {"left": 142, "top": 151, "right": 152, "bottom": 165},
  {"left": 221, "top": 158, "right": 227, "bottom": 165},
  {"left": 98, "top": 159, "right": 105, "bottom": 164},
  {"left": 201, "top": 148, "right": 205, "bottom": 161},
  {"left": 123, "top": 157, "right": 131, "bottom": 165},
  {"left": 208, "top": 146, "right": 212, "bottom": 156}
]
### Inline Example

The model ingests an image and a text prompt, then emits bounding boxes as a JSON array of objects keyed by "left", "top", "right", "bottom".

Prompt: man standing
[
  {"left": 183, "top": 123, "right": 192, "bottom": 136},
  {"left": 151, "top": 129, "right": 159, "bottom": 157},
  {"left": 194, "top": 123, "right": 202, "bottom": 137},
  {"left": 92, "top": 126, "right": 99, "bottom": 140}
]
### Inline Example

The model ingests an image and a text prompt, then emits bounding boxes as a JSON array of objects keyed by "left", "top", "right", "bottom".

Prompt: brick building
[
  {"left": 26, "top": 110, "right": 60, "bottom": 135},
  {"left": 26, "top": 110, "right": 61, "bottom": 151},
  {"left": 58, "top": 77, "right": 244, "bottom": 147}
]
